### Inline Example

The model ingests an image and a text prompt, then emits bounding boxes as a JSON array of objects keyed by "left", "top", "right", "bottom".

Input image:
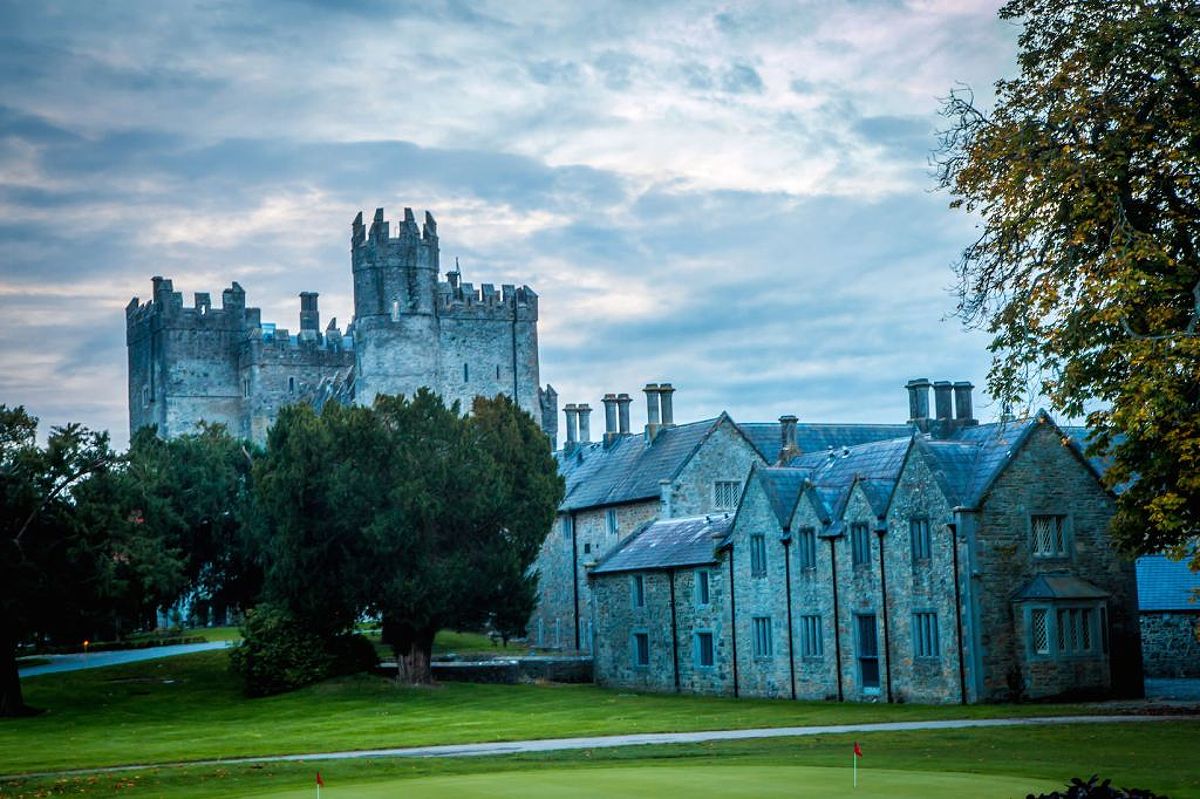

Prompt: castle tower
[{"left": 351, "top": 207, "right": 442, "bottom": 407}]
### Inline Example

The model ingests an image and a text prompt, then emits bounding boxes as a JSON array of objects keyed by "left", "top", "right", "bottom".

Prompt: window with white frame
[
  {"left": 633, "top": 632, "right": 649, "bottom": 666},
  {"left": 851, "top": 522, "right": 872, "bottom": 568},
  {"left": 910, "top": 518, "right": 932, "bottom": 562},
  {"left": 750, "top": 534, "right": 767, "bottom": 577},
  {"left": 695, "top": 569, "right": 711, "bottom": 605},
  {"left": 797, "top": 527, "right": 817, "bottom": 571},
  {"left": 913, "top": 611, "right": 939, "bottom": 658},
  {"left": 800, "top": 614, "right": 823, "bottom": 657},
  {"left": 1031, "top": 514, "right": 1069, "bottom": 557},
  {"left": 695, "top": 631, "right": 715, "bottom": 667},
  {"left": 632, "top": 574, "right": 645, "bottom": 608},
  {"left": 606, "top": 508, "right": 619, "bottom": 536},
  {"left": 752, "top": 616, "right": 773, "bottom": 658},
  {"left": 714, "top": 480, "right": 740, "bottom": 510}
]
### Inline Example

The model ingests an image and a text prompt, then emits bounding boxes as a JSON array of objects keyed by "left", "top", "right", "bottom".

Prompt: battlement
[
  {"left": 438, "top": 277, "right": 539, "bottom": 320},
  {"left": 257, "top": 319, "right": 353, "bottom": 355},
  {"left": 351, "top": 207, "right": 438, "bottom": 250},
  {"left": 125, "top": 276, "right": 260, "bottom": 332}
]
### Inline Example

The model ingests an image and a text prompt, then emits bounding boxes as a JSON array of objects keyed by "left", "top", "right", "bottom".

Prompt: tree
[
  {"left": 0, "top": 407, "right": 180, "bottom": 716},
  {"left": 935, "top": 0, "right": 1200, "bottom": 567},
  {"left": 124, "top": 424, "right": 260, "bottom": 622}
]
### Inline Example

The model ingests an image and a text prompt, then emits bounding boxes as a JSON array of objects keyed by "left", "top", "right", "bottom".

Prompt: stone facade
[
  {"left": 126, "top": 207, "right": 555, "bottom": 444},
  {"left": 562, "top": 381, "right": 1144, "bottom": 705},
  {"left": 1139, "top": 612, "right": 1200, "bottom": 678}
]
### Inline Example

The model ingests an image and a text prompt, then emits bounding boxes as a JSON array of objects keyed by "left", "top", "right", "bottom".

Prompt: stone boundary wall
[
  {"left": 377, "top": 656, "right": 593, "bottom": 684},
  {"left": 1140, "top": 612, "right": 1200, "bottom": 678}
]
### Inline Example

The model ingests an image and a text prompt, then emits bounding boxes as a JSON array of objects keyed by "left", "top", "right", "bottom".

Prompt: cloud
[{"left": 0, "top": 0, "right": 1020, "bottom": 446}]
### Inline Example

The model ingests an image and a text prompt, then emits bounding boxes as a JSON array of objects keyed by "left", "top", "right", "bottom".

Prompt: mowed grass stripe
[{"left": 0, "top": 649, "right": 1182, "bottom": 773}]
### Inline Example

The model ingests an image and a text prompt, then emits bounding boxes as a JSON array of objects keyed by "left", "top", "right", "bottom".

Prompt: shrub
[
  {"left": 228, "top": 605, "right": 337, "bottom": 697},
  {"left": 1028, "top": 775, "right": 1169, "bottom": 799}
]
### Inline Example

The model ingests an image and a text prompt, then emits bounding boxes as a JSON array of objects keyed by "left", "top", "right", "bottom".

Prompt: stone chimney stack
[
  {"left": 658, "top": 383, "right": 676, "bottom": 428},
  {"left": 602, "top": 394, "right": 619, "bottom": 445},
  {"left": 644, "top": 383, "right": 661, "bottom": 442},
  {"left": 616, "top": 393, "right": 632, "bottom": 435},
  {"left": 299, "top": 292, "right": 319, "bottom": 332},
  {"left": 577, "top": 403, "right": 592, "bottom": 444},
  {"left": 933, "top": 381, "right": 953, "bottom": 421},
  {"left": 954, "top": 381, "right": 977, "bottom": 426},
  {"left": 906, "top": 378, "right": 932, "bottom": 432},
  {"left": 563, "top": 404, "right": 579, "bottom": 450},
  {"left": 778, "top": 414, "right": 799, "bottom": 464}
]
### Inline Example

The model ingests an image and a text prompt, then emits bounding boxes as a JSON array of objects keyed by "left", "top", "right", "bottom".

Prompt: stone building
[
  {"left": 126, "top": 207, "right": 556, "bottom": 443},
  {"left": 1136, "top": 555, "right": 1200, "bottom": 678},
  {"left": 534, "top": 379, "right": 1144, "bottom": 703}
]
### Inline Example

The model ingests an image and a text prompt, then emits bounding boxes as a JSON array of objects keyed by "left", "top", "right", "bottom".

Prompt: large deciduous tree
[
  {"left": 936, "top": 0, "right": 1200, "bottom": 566},
  {"left": 0, "top": 407, "right": 180, "bottom": 716}
]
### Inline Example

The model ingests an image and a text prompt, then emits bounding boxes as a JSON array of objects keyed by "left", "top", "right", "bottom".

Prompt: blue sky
[{"left": 0, "top": 0, "right": 1020, "bottom": 446}]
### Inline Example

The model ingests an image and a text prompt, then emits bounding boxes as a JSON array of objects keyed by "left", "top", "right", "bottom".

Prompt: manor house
[
  {"left": 528, "top": 380, "right": 1144, "bottom": 703},
  {"left": 125, "top": 207, "right": 557, "bottom": 443}
]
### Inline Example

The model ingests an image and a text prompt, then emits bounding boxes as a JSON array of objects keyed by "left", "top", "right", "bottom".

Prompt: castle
[{"left": 125, "top": 207, "right": 558, "bottom": 443}]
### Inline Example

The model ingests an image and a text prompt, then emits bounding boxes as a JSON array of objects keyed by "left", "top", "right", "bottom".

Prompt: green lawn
[
  {"left": 2, "top": 722, "right": 1197, "bottom": 798},
  {"left": 0, "top": 649, "right": 1177, "bottom": 775}
]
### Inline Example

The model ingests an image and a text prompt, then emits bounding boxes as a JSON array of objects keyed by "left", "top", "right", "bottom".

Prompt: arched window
[{"left": 463, "top": 363, "right": 469, "bottom": 383}]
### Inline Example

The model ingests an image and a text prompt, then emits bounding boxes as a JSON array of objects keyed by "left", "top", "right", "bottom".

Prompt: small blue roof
[
  {"left": 591, "top": 514, "right": 733, "bottom": 574},
  {"left": 1137, "top": 555, "right": 1200, "bottom": 611}
]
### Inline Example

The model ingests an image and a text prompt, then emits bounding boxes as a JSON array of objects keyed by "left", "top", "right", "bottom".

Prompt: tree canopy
[
  {"left": 936, "top": 0, "right": 1200, "bottom": 566},
  {"left": 254, "top": 391, "right": 563, "bottom": 684}
]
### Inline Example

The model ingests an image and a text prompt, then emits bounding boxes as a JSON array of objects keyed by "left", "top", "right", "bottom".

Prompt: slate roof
[
  {"left": 1012, "top": 574, "right": 1110, "bottom": 602},
  {"left": 739, "top": 422, "right": 914, "bottom": 463},
  {"left": 591, "top": 514, "right": 734, "bottom": 574},
  {"left": 1136, "top": 555, "right": 1200, "bottom": 611},
  {"left": 751, "top": 466, "right": 811, "bottom": 527},
  {"left": 921, "top": 417, "right": 1041, "bottom": 508},
  {"left": 555, "top": 416, "right": 741, "bottom": 512},
  {"left": 789, "top": 436, "right": 914, "bottom": 518}
]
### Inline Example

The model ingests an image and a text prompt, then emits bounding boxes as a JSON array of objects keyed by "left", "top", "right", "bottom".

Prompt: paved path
[
  {"left": 18, "top": 641, "right": 231, "bottom": 676},
  {"left": 4, "top": 713, "right": 1193, "bottom": 781}
]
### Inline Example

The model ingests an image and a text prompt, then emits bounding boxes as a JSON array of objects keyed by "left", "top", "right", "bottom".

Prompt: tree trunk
[
  {"left": 0, "top": 620, "right": 35, "bottom": 717},
  {"left": 385, "top": 621, "right": 437, "bottom": 685}
]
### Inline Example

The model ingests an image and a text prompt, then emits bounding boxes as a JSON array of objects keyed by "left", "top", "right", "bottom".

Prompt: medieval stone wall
[{"left": 1139, "top": 612, "right": 1200, "bottom": 678}]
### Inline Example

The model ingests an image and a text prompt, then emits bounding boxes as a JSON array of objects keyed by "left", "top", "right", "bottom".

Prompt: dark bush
[
  {"left": 1028, "top": 775, "right": 1168, "bottom": 799},
  {"left": 228, "top": 605, "right": 336, "bottom": 697}
]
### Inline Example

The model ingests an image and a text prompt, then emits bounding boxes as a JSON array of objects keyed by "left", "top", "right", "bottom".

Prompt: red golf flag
[
  {"left": 316, "top": 771, "right": 325, "bottom": 787},
  {"left": 853, "top": 741, "right": 863, "bottom": 758}
]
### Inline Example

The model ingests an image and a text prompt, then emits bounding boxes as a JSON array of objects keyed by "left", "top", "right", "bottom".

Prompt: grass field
[{"left": 0, "top": 650, "right": 1147, "bottom": 774}]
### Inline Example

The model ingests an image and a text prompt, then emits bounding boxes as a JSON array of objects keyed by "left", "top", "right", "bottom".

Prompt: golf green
[{"left": 258, "top": 765, "right": 1054, "bottom": 798}]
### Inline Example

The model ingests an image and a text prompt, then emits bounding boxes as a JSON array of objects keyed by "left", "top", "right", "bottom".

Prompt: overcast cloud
[{"left": 0, "top": 0, "right": 1019, "bottom": 446}]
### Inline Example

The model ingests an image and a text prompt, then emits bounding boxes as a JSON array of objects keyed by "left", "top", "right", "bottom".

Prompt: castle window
[
  {"left": 583, "top": 543, "right": 591, "bottom": 555},
  {"left": 605, "top": 508, "right": 619, "bottom": 536},
  {"left": 632, "top": 632, "right": 649, "bottom": 667},
  {"left": 913, "top": 611, "right": 939, "bottom": 659},
  {"left": 749, "top": 534, "right": 767, "bottom": 578},
  {"left": 752, "top": 616, "right": 773, "bottom": 658},
  {"left": 851, "top": 522, "right": 872, "bottom": 568},
  {"left": 695, "top": 631, "right": 715, "bottom": 668},
  {"left": 713, "top": 480, "right": 740, "bottom": 510},
  {"left": 464, "top": 363, "right": 469, "bottom": 383},
  {"left": 695, "top": 569, "right": 710, "bottom": 605},
  {"left": 496, "top": 364, "right": 501, "bottom": 380},
  {"left": 141, "top": 385, "right": 150, "bottom": 408},
  {"left": 910, "top": 518, "right": 932, "bottom": 563},
  {"left": 632, "top": 574, "right": 646, "bottom": 608},
  {"left": 1031, "top": 608, "right": 1050, "bottom": 654},
  {"left": 391, "top": 300, "right": 400, "bottom": 322},
  {"left": 242, "top": 378, "right": 250, "bottom": 398},
  {"left": 1031, "top": 514, "right": 1069, "bottom": 557},
  {"left": 800, "top": 614, "right": 823, "bottom": 657},
  {"left": 797, "top": 527, "right": 817, "bottom": 571},
  {"left": 288, "top": 376, "right": 295, "bottom": 393}
]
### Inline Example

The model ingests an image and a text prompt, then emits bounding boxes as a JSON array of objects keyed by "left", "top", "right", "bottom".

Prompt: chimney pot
[
  {"left": 953, "top": 381, "right": 976, "bottom": 425},
  {"left": 906, "top": 378, "right": 932, "bottom": 424},
  {"left": 778, "top": 414, "right": 799, "bottom": 464},
  {"left": 602, "top": 394, "right": 619, "bottom": 444},
  {"left": 644, "top": 383, "right": 661, "bottom": 425},
  {"left": 563, "top": 404, "right": 579, "bottom": 447},
  {"left": 616, "top": 393, "right": 632, "bottom": 435},
  {"left": 577, "top": 403, "right": 592, "bottom": 444},
  {"left": 658, "top": 383, "right": 675, "bottom": 427},
  {"left": 933, "top": 381, "right": 953, "bottom": 421}
]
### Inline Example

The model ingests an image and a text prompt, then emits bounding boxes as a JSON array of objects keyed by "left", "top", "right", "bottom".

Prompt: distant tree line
[{"left": 0, "top": 391, "right": 562, "bottom": 715}]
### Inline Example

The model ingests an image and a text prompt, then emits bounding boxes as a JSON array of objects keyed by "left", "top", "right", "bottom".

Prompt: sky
[{"left": 0, "top": 0, "right": 1022, "bottom": 447}]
